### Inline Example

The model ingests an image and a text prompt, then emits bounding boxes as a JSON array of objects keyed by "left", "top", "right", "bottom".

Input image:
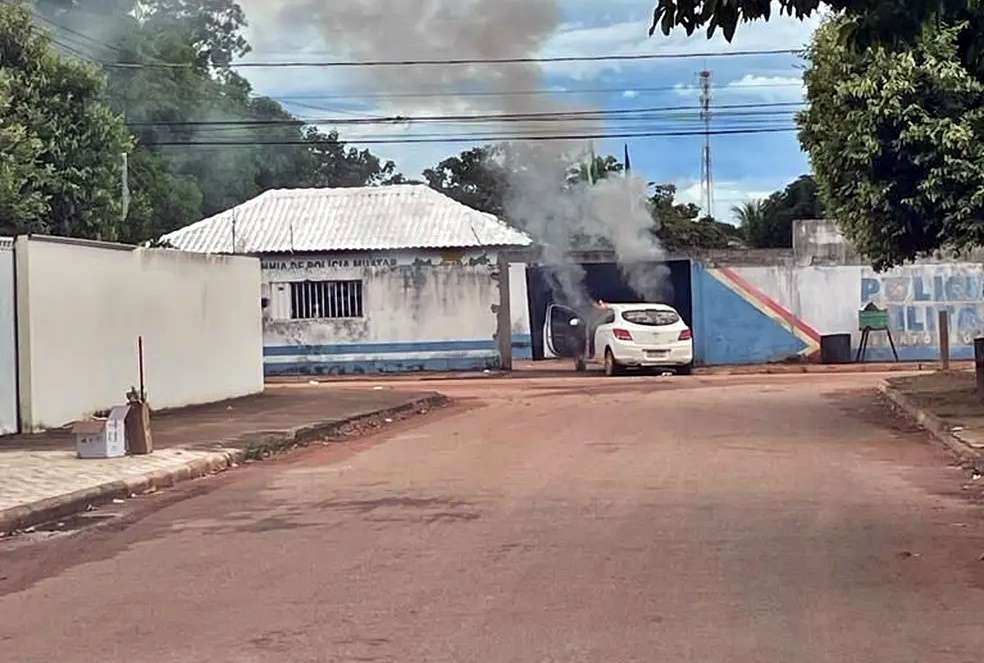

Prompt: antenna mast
[{"left": 699, "top": 69, "right": 715, "bottom": 218}]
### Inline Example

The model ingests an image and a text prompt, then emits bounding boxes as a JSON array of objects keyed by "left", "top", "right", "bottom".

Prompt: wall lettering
[
  {"left": 261, "top": 256, "right": 399, "bottom": 272},
  {"left": 861, "top": 266, "right": 984, "bottom": 346}
]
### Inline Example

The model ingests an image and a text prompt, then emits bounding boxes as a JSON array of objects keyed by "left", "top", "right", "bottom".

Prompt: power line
[
  {"left": 48, "top": 36, "right": 103, "bottom": 64},
  {"left": 176, "top": 115, "right": 800, "bottom": 137},
  {"left": 126, "top": 102, "right": 804, "bottom": 128},
  {"left": 106, "top": 48, "right": 804, "bottom": 70},
  {"left": 269, "top": 82, "right": 804, "bottom": 102},
  {"left": 28, "top": 8, "right": 122, "bottom": 54},
  {"left": 143, "top": 126, "right": 798, "bottom": 147},
  {"left": 139, "top": 115, "right": 801, "bottom": 139}
]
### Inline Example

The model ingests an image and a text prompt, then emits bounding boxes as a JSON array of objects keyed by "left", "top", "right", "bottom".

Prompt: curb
[
  {"left": 0, "top": 393, "right": 447, "bottom": 535},
  {"left": 878, "top": 384, "right": 984, "bottom": 473},
  {"left": 695, "top": 362, "right": 958, "bottom": 377}
]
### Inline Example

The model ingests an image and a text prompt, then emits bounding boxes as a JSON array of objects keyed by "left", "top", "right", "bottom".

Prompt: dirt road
[{"left": 2, "top": 373, "right": 984, "bottom": 662}]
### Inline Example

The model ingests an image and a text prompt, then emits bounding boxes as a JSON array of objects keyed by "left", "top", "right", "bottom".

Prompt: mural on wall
[
  {"left": 691, "top": 265, "right": 822, "bottom": 366},
  {"left": 861, "top": 265, "right": 984, "bottom": 350}
]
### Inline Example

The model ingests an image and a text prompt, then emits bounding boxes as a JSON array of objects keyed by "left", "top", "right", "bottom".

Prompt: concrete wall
[
  {"left": 691, "top": 260, "right": 984, "bottom": 365},
  {"left": 509, "top": 262, "right": 532, "bottom": 359},
  {"left": 0, "top": 239, "right": 16, "bottom": 434},
  {"left": 261, "top": 249, "right": 512, "bottom": 374},
  {"left": 793, "top": 219, "right": 862, "bottom": 265},
  {"left": 15, "top": 237, "right": 263, "bottom": 431}
]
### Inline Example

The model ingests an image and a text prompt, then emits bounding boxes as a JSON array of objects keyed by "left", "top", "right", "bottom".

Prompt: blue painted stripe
[
  {"left": 264, "top": 339, "right": 497, "bottom": 357},
  {"left": 511, "top": 333, "right": 533, "bottom": 360},
  {"left": 265, "top": 355, "right": 501, "bottom": 376},
  {"left": 860, "top": 345, "right": 974, "bottom": 362}
]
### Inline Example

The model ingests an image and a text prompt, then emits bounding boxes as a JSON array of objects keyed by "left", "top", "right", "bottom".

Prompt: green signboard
[{"left": 859, "top": 309, "right": 890, "bottom": 330}]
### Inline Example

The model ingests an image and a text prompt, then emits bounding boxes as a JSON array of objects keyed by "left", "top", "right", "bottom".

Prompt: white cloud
[
  {"left": 622, "top": 89, "right": 639, "bottom": 99},
  {"left": 540, "top": 11, "right": 821, "bottom": 79},
  {"left": 675, "top": 180, "right": 774, "bottom": 223},
  {"left": 723, "top": 74, "right": 805, "bottom": 102},
  {"left": 673, "top": 73, "right": 805, "bottom": 103}
]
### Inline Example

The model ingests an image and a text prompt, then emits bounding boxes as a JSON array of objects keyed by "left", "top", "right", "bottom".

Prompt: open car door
[{"left": 545, "top": 304, "right": 586, "bottom": 358}]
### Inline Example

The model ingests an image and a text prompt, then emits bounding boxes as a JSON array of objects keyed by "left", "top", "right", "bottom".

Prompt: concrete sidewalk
[
  {"left": 880, "top": 372, "right": 984, "bottom": 472},
  {"left": 0, "top": 386, "right": 444, "bottom": 534}
]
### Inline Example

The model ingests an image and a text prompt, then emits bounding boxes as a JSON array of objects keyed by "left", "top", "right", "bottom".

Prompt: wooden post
[
  {"left": 495, "top": 256, "right": 513, "bottom": 372},
  {"left": 975, "top": 337, "right": 984, "bottom": 397},
  {"left": 938, "top": 311, "right": 950, "bottom": 371}
]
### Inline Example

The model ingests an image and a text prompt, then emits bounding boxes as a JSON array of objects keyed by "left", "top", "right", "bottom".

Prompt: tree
[
  {"left": 300, "top": 128, "right": 404, "bottom": 189},
  {"left": 800, "top": 19, "right": 984, "bottom": 268},
  {"left": 648, "top": 1, "right": 984, "bottom": 77},
  {"left": 651, "top": 184, "right": 743, "bottom": 250},
  {"left": 0, "top": 119, "right": 47, "bottom": 234},
  {"left": 737, "top": 176, "right": 824, "bottom": 249},
  {"left": 732, "top": 200, "right": 767, "bottom": 245},
  {"left": 570, "top": 154, "right": 624, "bottom": 185},
  {"left": 0, "top": 1, "right": 132, "bottom": 239},
  {"left": 31, "top": 0, "right": 409, "bottom": 240},
  {"left": 424, "top": 146, "right": 509, "bottom": 218}
]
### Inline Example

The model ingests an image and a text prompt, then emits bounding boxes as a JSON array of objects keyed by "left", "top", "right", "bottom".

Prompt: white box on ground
[{"left": 73, "top": 406, "right": 128, "bottom": 459}]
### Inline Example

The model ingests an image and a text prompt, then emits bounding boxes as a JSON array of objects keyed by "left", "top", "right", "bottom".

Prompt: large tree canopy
[
  {"left": 649, "top": 1, "right": 984, "bottom": 74},
  {"left": 26, "top": 0, "right": 406, "bottom": 242},
  {"left": 800, "top": 18, "right": 984, "bottom": 268},
  {"left": 651, "top": 184, "right": 743, "bottom": 250},
  {"left": 0, "top": 1, "right": 132, "bottom": 239}
]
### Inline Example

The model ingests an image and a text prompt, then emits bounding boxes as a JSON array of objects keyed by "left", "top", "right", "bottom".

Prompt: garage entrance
[{"left": 526, "top": 259, "right": 693, "bottom": 361}]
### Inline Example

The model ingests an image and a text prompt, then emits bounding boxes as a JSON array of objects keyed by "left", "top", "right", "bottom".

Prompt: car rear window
[{"left": 622, "top": 309, "right": 680, "bottom": 326}]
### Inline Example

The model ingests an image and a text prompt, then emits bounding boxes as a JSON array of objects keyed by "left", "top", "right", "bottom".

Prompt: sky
[{"left": 235, "top": 1, "right": 821, "bottom": 222}]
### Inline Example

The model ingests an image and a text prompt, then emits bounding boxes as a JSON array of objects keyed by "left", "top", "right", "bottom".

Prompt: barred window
[{"left": 290, "top": 280, "right": 364, "bottom": 320}]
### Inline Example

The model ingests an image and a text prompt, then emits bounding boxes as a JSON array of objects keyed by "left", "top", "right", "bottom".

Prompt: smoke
[
  {"left": 267, "top": 0, "right": 671, "bottom": 305},
  {"left": 271, "top": 0, "right": 559, "bottom": 117},
  {"left": 502, "top": 143, "right": 671, "bottom": 306}
]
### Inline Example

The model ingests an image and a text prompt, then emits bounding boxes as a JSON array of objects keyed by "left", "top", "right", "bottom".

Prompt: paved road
[{"left": 2, "top": 373, "right": 984, "bottom": 662}]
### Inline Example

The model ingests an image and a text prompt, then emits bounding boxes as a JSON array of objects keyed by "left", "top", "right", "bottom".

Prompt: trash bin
[
  {"left": 125, "top": 401, "right": 153, "bottom": 455},
  {"left": 820, "top": 333, "right": 853, "bottom": 364}
]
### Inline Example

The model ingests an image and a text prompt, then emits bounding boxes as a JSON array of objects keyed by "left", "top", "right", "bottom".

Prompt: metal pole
[
  {"left": 939, "top": 310, "right": 950, "bottom": 371},
  {"left": 138, "top": 336, "right": 145, "bottom": 402},
  {"left": 975, "top": 337, "right": 984, "bottom": 397}
]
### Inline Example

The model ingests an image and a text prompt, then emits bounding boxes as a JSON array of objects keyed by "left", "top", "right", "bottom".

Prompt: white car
[{"left": 546, "top": 303, "right": 694, "bottom": 376}]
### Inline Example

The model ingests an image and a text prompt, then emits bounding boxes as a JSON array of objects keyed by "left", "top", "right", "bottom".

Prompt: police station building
[{"left": 163, "top": 185, "right": 533, "bottom": 375}]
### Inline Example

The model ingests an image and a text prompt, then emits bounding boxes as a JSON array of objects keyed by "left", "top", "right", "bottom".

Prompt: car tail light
[
  {"left": 613, "top": 328, "right": 633, "bottom": 341},
  {"left": 679, "top": 329, "right": 693, "bottom": 341}
]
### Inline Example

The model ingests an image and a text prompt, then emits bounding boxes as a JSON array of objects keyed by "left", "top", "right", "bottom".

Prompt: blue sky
[{"left": 237, "top": 1, "right": 821, "bottom": 222}]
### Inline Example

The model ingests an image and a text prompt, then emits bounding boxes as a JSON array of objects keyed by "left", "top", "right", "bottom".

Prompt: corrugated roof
[{"left": 161, "top": 185, "right": 532, "bottom": 254}]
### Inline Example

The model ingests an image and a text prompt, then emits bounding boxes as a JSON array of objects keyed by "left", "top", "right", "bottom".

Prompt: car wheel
[
  {"left": 677, "top": 363, "right": 693, "bottom": 376},
  {"left": 604, "top": 349, "right": 622, "bottom": 377}
]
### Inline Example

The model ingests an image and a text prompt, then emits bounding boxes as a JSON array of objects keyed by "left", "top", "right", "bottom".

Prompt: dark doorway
[{"left": 527, "top": 260, "right": 693, "bottom": 360}]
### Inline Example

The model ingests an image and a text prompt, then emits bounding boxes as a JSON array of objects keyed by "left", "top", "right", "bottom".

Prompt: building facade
[{"left": 164, "top": 185, "right": 533, "bottom": 376}]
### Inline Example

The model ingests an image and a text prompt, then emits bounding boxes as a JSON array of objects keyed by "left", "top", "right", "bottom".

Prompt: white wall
[
  {"left": 737, "top": 266, "right": 862, "bottom": 341},
  {"left": 261, "top": 250, "right": 504, "bottom": 373},
  {"left": 509, "top": 262, "right": 531, "bottom": 334},
  {"left": 16, "top": 237, "right": 263, "bottom": 431},
  {"left": 720, "top": 262, "right": 984, "bottom": 362},
  {"left": 0, "top": 239, "right": 16, "bottom": 434}
]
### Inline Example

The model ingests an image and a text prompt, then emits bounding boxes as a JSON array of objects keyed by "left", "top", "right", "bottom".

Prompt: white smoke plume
[{"left": 266, "top": 0, "right": 671, "bottom": 305}]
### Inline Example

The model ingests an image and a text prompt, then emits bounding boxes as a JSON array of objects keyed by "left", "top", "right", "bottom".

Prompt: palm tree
[
  {"left": 732, "top": 200, "right": 765, "bottom": 227},
  {"left": 731, "top": 200, "right": 767, "bottom": 246}
]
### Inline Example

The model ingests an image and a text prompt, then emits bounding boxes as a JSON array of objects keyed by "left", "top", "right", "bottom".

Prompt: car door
[{"left": 545, "top": 304, "right": 585, "bottom": 358}]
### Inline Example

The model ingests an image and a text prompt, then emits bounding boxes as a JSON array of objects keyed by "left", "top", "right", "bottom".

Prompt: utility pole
[
  {"left": 698, "top": 69, "right": 714, "bottom": 219},
  {"left": 121, "top": 153, "right": 130, "bottom": 223}
]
